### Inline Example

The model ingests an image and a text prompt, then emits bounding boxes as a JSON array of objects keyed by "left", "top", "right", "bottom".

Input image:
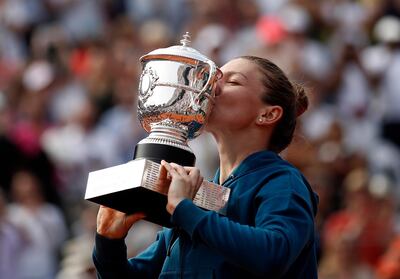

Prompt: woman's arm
[
  {"left": 172, "top": 193, "right": 313, "bottom": 277},
  {"left": 93, "top": 206, "right": 166, "bottom": 278},
  {"left": 93, "top": 230, "right": 167, "bottom": 279}
]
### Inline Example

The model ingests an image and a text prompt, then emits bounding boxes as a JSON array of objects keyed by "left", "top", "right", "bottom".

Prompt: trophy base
[
  {"left": 85, "top": 158, "right": 173, "bottom": 226},
  {"left": 85, "top": 158, "right": 230, "bottom": 228},
  {"left": 88, "top": 186, "right": 171, "bottom": 227}
]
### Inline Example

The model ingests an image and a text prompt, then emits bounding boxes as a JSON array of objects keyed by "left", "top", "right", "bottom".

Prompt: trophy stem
[
  {"left": 150, "top": 124, "right": 188, "bottom": 143},
  {"left": 138, "top": 124, "right": 192, "bottom": 153},
  {"left": 134, "top": 124, "right": 196, "bottom": 166}
]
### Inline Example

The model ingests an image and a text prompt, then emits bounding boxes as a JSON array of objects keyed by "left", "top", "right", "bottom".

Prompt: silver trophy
[{"left": 85, "top": 33, "right": 230, "bottom": 227}]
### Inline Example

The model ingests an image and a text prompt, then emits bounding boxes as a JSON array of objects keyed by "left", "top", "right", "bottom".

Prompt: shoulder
[
  {"left": 234, "top": 152, "right": 312, "bottom": 199},
  {"left": 254, "top": 162, "right": 317, "bottom": 215},
  {"left": 251, "top": 157, "right": 308, "bottom": 193}
]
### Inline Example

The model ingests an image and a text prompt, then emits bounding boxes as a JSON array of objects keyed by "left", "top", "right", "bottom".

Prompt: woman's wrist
[
  {"left": 96, "top": 207, "right": 145, "bottom": 240},
  {"left": 166, "top": 197, "right": 185, "bottom": 215},
  {"left": 96, "top": 225, "right": 128, "bottom": 239}
]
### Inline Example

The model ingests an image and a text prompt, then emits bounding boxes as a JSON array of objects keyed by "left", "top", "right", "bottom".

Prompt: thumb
[
  {"left": 159, "top": 162, "right": 168, "bottom": 180},
  {"left": 125, "top": 212, "right": 146, "bottom": 227}
]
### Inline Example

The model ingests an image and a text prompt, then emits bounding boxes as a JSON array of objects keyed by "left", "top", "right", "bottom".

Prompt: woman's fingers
[
  {"left": 158, "top": 163, "right": 168, "bottom": 180},
  {"left": 166, "top": 162, "right": 202, "bottom": 187},
  {"left": 161, "top": 160, "right": 180, "bottom": 177},
  {"left": 188, "top": 167, "right": 201, "bottom": 181},
  {"left": 161, "top": 160, "right": 179, "bottom": 173},
  {"left": 196, "top": 174, "right": 203, "bottom": 188},
  {"left": 167, "top": 161, "right": 197, "bottom": 174},
  {"left": 161, "top": 160, "right": 203, "bottom": 214},
  {"left": 162, "top": 161, "right": 190, "bottom": 179},
  {"left": 161, "top": 160, "right": 171, "bottom": 171},
  {"left": 169, "top": 162, "right": 189, "bottom": 177}
]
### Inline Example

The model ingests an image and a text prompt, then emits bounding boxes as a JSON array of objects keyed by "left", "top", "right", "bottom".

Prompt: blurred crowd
[{"left": 1, "top": 0, "right": 400, "bottom": 278}]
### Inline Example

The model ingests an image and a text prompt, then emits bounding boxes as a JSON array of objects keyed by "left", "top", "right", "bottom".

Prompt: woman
[{"left": 93, "top": 56, "right": 319, "bottom": 278}]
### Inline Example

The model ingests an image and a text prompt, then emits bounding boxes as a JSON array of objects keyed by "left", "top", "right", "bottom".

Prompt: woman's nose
[
  {"left": 214, "top": 80, "right": 222, "bottom": 96},
  {"left": 216, "top": 69, "right": 223, "bottom": 81}
]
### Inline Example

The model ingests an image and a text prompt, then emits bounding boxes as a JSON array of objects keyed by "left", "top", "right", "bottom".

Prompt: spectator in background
[
  {"left": 218, "top": 0, "right": 262, "bottom": 63},
  {"left": 319, "top": 218, "right": 376, "bottom": 279},
  {"left": 41, "top": 98, "right": 119, "bottom": 207},
  {"left": 324, "top": 41, "right": 374, "bottom": 121},
  {"left": 318, "top": 168, "right": 373, "bottom": 279},
  {"left": 125, "top": 0, "right": 189, "bottom": 32},
  {"left": 193, "top": 23, "right": 230, "bottom": 66},
  {"left": 138, "top": 19, "right": 174, "bottom": 53},
  {"left": 0, "top": 91, "right": 24, "bottom": 194},
  {"left": 0, "top": 64, "right": 61, "bottom": 206},
  {"left": 376, "top": 234, "right": 400, "bottom": 279},
  {"left": 8, "top": 170, "right": 67, "bottom": 279},
  {"left": 56, "top": 203, "right": 98, "bottom": 279},
  {"left": 0, "top": 24, "right": 26, "bottom": 87},
  {"left": 319, "top": 167, "right": 395, "bottom": 278},
  {"left": 374, "top": 16, "right": 400, "bottom": 149},
  {"left": 49, "top": 0, "right": 106, "bottom": 43},
  {"left": 0, "top": 189, "right": 26, "bottom": 279},
  {"left": 11, "top": 59, "right": 54, "bottom": 158},
  {"left": 281, "top": 3, "right": 332, "bottom": 83},
  {"left": 302, "top": 164, "right": 336, "bottom": 233},
  {"left": 98, "top": 75, "right": 145, "bottom": 163}
]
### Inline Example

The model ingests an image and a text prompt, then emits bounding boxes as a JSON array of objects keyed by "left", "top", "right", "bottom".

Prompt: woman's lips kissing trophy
[{"left": 85, "top": 33, "right": 231, "bottom": 227}]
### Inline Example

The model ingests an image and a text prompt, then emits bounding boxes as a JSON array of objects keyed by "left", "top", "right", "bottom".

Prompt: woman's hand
[
  {"left": 160, "top": 160, "right": 203, "bottom": 215},
  {"left": 96, "top": 206, "right": 145, "bottom": 239}
]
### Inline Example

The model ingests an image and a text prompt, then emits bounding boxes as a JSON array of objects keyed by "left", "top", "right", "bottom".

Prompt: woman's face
[{"left": 206, "top": 58, "right": 266, "bottom": 132}]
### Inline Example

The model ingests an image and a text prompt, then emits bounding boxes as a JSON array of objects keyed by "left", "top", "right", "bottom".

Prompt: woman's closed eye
[{"left": 226, "top": 80, "right": 241, "bottom": 85}]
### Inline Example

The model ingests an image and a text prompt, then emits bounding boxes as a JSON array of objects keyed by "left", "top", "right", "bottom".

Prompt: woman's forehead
[
  {"left": 221, "top": 58, "right": 262, "bottom": 82},
  {"left": 221, "top": 58, "right": 258, "bottom": 75}
]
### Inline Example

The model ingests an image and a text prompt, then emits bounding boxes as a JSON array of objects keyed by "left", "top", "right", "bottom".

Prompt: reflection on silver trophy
[{"left": 85, "top": 33, "right": 230, "bottom": 227}]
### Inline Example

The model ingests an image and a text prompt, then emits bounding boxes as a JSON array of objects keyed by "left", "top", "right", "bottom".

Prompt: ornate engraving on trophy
[{"left": 139, "top": 66, "right": 159, "bottom": 103}]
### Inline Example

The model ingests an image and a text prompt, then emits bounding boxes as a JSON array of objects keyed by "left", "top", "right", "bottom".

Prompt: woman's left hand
[{"left": 160, "top": 160, "right": 203, "bottom": 215}]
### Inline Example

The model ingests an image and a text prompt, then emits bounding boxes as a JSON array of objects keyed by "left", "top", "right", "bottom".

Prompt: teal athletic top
[{"left": 93, "top": 150, "right": 319, "bottom": 278}]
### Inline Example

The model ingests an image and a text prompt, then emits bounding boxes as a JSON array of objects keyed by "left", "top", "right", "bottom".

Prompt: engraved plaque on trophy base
[{"left": 85, "top": 158, "right": 230, "bottom": 227}]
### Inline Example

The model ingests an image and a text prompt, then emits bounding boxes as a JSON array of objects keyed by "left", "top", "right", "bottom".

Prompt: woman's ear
[{"left": 256, "top": 105, "right": 283, "bottom": 125}]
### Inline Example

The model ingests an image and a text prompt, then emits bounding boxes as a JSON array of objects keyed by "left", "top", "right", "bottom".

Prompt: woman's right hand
[{"left": 96, "top": 206, "right": 145, "bottom": 239}]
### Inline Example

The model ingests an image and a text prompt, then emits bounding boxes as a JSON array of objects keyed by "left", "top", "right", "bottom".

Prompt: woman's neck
[{"left": 214, "top": 130, "right": 268, "bottom": 184}]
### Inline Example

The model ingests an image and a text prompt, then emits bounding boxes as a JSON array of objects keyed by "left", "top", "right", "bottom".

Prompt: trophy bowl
[
  {"left": 135, "top": 32, "right": 222, "bottom": 165},
  {"left": 85, "top": 33, "right": 229, "bottom": 227}
]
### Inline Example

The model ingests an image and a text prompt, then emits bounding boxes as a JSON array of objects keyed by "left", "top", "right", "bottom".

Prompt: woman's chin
[
  {"left": 205, "top": 111, "right": 218, "bottom": 129},
  {"left": 203, "top": 121, "right": 212, "bottom": 132}
]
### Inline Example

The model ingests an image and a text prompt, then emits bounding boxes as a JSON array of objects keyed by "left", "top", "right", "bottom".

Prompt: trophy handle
[{"left": 191, "top": 60, "right": 218, "bottom": 111}]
